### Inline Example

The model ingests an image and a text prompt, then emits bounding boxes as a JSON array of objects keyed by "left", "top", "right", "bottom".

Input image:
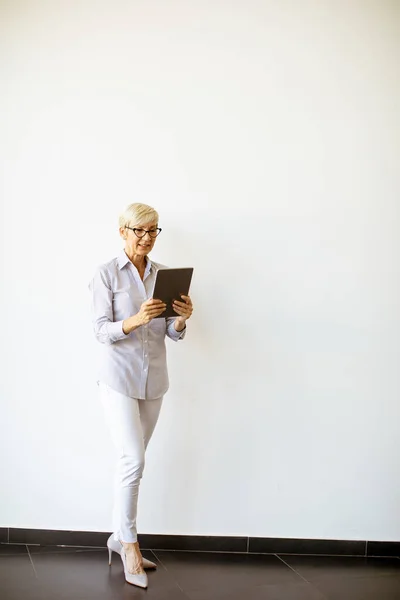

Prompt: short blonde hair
[{"left": 119, "top": 203, "right": 159, "bottom": 228}]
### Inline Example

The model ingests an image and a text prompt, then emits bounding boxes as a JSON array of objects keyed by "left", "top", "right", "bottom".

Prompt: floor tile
[
  {"left": 315, "top": 574, "right": 400, "bottom": 599},
  {"left": 280, "top": 554, "right": 400, "bottom": 582},
  {"left": 30, "top": 547, "right": 188, "bottom": 600},
  {"left": 188, "top": 581, "right": 327, "bottom": 600},
  {"left": 0, "top": 553, "right": 41, "bottom": 600},
  {"left": 153, "top": 550, "right": 301, "bottom": 595},
  {"left": 2, "top": 547, "right": 400, "bottom": 600}
]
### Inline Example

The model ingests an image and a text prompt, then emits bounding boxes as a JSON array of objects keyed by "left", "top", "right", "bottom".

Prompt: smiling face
[{"left": 120, "top": 221, "right": 159, "bottom": 258}]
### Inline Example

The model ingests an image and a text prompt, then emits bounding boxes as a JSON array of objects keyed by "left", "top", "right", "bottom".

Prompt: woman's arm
[
  {"left": 173, "top": 295, "right": 193, "bottom": 331},
  {"left": 166, "top": 317, "right": 186, "bottom": 341},
  {"left": 165, "top": 295, "right": 193, "bottom": 340},
  {"left": 89, "top": 267, "right": 129, "bottom": 345},
  {"left": 89, "top": 267, "right": 168, "bottom": 343}
]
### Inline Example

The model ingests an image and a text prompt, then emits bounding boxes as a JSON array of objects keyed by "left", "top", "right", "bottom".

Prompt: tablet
[{"left": 152, "top": 267, "right": 194, "bottom": 318}]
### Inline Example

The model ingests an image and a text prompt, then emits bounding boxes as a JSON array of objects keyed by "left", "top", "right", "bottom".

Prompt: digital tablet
[{"left": 152, "top": 267, "right": 194, "bottom": 318}]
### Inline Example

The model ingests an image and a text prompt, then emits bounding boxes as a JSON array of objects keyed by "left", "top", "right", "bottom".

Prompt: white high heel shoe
[
  {"left": 107, "top": 534, "right": 157, "bottom": 569},
  {"left": 107, "top": 535, "right": 156, "bottom": 588}
]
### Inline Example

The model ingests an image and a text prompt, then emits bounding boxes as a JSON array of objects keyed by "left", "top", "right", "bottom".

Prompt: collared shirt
[{"left": 89, "top": 250, "right": 186, "bottom": 399}]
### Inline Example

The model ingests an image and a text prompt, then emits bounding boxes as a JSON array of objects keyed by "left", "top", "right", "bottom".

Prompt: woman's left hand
[{"left": 173, "top": 295, "right": 193, "bottom": 329}]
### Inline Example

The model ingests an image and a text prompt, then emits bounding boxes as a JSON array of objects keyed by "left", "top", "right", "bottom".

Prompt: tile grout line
[
  {"left": 275, "top": 553, "right": 310, "bottom": 584},
  {"left": 150, "top": 550, "right": 188, "bottom": 596},
  {"left": 150, "top": 550, "right": 169, "bottom": 573},
  {"left": 26, "top": 545, "right": 39, "bottom": 580},
  {"left": 246, "top": 537, "right": 250, "bottom": 553},
  {"left": 7, "top": 528, "right": 9, "bottom": 544},
  {"left": 365, "top": 541, "right": 368, "bottom": 557}
]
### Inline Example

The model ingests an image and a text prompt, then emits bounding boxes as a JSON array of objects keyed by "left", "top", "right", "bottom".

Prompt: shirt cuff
[
  {"left": 107, "top": 320, "right": 128, "bottom": 342},
  {"left": 168, "top": 320, "right": 187, "bottom": 341}
]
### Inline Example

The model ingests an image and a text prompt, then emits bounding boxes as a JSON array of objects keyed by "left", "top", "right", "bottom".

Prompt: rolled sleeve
[{"left": 166, "top": 317, "right": 186, "bottom": 341}]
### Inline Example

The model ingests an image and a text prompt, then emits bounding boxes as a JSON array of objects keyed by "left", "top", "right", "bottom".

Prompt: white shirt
[{"left": 89, "top": 250, "right": 186, "bottom": 399}]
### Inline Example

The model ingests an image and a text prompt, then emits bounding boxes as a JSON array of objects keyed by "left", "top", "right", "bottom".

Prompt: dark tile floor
[{"left": 1, "top": 542, "right": 399, "bottom": 600}]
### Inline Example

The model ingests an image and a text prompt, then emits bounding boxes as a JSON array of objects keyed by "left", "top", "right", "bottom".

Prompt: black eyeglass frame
[{"left": 125, "top": 226, "right": 162, "bottom": 239}]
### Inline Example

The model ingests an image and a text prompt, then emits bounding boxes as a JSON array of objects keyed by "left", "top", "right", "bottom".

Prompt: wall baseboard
[{"left": 1, "top": 528, "right": 399, "bottom": 557}]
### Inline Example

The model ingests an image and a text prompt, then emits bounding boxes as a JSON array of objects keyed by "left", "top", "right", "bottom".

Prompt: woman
[{"left": 89, "top": 202, "right": 193, "bottom": 588}]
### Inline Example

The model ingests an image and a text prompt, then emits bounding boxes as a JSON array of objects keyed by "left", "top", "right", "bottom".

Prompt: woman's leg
[
  {"left": 100, "top": 383, "right": 144, "bottom": 544},
  {"left": 138, "top": 396, "right": 163, "bottom": 450},
  {"left": 100, "top": 383, "right": 163, "bottom": 543}
]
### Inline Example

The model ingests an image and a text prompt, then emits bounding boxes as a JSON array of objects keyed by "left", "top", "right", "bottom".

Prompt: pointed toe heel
[
  {"left": 120, "top": 550, "right": 148, "bottom": 588},
  {"left": 107, "top": 534, "right": 148, "bottom": 588}
]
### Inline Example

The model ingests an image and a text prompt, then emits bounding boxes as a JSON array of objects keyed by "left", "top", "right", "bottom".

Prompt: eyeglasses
[{"left": 125, "top": 226, "right": 162, "bottom": 239}]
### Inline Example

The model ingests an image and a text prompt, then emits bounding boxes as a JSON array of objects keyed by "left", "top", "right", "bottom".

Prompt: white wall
[{"left": 1, "top": 0, "right": 399, "bottom": 541}]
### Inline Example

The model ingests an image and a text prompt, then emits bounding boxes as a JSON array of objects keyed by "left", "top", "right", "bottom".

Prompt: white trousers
[{"left": 99, "top": 382, "right": 163, "bottom": 543}]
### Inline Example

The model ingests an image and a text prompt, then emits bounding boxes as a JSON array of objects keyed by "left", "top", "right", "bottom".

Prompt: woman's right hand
[
  {"left": 123, "top": 299, "right": 166, "bottom": 334},
  {"left": 136, "top": 298, "right": 167, "bottom": 326}
]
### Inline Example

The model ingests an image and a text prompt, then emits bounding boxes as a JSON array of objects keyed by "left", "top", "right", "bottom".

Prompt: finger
[
  {"left": 173, "top": 308, "right": 191, "bottom": 317},
  {"left": 144, "top": 298, "right": 165, "bottom": 306},
  {"left": 172, "top": 306, "right": 192, "bottom": 315},
  {"left": 145, "top": 306, "right": 166, "bottom": 316},
  {"left": 173, "top": 304, "right": 192, "bottom": 315},
  {"left": 172, "top": 305, "right": 184, "bottom": 313},
  {"left": 174, "top": 299, "right": 193, "bottom": 308},
  {"left": 146, "top": 304, "right": 167, "bottom": 314},
  {"left": 146, "top": 302, "right": 166, "bottom": 309},
  {"left": 173, "top": 304, "right": 190, "bottom": 313}
]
